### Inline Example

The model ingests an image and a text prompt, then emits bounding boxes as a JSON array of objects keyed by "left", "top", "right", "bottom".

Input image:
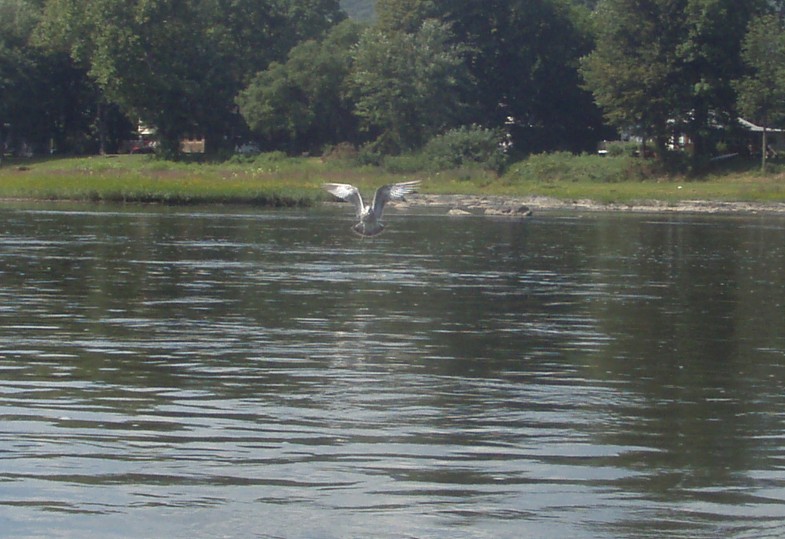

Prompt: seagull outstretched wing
[
  {"left": 323, "top": 180, "right": 421, "bottom": 236},
  {"left": 370, "top": 180, "right": 421, "bottom": 220},
  {"left": 323, "top": 183, "right": 364, "bottom": 218}
]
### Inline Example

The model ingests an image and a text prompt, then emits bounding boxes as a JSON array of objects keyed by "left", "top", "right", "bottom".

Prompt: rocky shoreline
[{"left": 403, "top": 194, "right": 785, "bottom": 216}]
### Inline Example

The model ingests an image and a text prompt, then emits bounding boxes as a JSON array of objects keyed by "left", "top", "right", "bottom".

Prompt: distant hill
[{"left": 340, "top": 0, "right": 376, "bottom": 21}]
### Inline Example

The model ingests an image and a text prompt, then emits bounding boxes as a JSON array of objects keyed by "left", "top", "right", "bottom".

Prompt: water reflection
[{"left": 0, "top": 204, "right": 784, "bottom": 538}]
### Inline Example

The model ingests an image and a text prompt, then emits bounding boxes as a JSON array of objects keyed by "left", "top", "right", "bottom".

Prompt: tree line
[{"left": 2, "top": 0, "right": 785, "bottom": 169}]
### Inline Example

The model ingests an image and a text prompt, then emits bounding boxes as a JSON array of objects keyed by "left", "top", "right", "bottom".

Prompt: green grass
[
  {"left": 443, "top": 152, "right": 785, "bottom": 204},
  {"left": 0, "top": 154, "right": 330, "bottom": 205},
  {"left": 1, "top": 152, "right": 784, "bottom": 206}
]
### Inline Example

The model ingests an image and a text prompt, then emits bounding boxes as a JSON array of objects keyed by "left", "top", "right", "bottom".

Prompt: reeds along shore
[{"left": 0, "top": 153, "right": 784, "bottom": 208}]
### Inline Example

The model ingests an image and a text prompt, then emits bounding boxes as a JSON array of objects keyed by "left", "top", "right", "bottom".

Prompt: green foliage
[
  {"left": 36, "top": 0, "right": 344, "bottom": 155},
  {"left": 736, "top": 14, "right": 785, "bottom": 126},
  {"left": 421, "top": 126, "right": 508, "bottom": 172},
  {"left": 379, "top": 153, "right": 430, "bottom": 174},
  {"left": 378, "top": 125, "right": 508, "bottom": 173},
  {"left": 582, "top": 0, "right": 766, "bottom": 164},
  {"left": 735, "top": 14, "right": 785, "bottom": 170},
  {"left": 677, "top": 0, "right": 765, "bottom": 161},
  {"left": 375, "top": 0, "right": 435, "bottom": 32},
  {"left": 370, "top": 0, "right": 610, "bottom": 153},
  {"left": 581, "top": 0, "right": 687, "bottom": 149},
  {"left": 0, "top": 0, "right": 111, "bottom": 155},
  {"left": 237, "top": 19, "right": 363, "bottom": 152},
  {"left": 0, "top": 154, "right": 323, "bottom": 205},
  {"left": 0, "top": 0, "right": 40, "bottom": 45},
  {"left": 438, "top": 0, "right": 604, "bottom": 153},
  {"left": 504, "top": 152, "right": 664, "bottom": 184},
  {"left": 7, "top": 0, "right": 784, "bottom": 168},
  {"left": 350, "top": 19, "right": 469, "bottom": 153},
  {"left": 7, "top": 153, "right": 785, "bottom": 207},
  {"left": 226, "top": 150, "right": 290, "bottom": 168},
  {"left": 604, "top": 141, "right": 638, "bottom": 157},
  {"left": 238, "top": 61, "right": 315, "bottom": 145}
]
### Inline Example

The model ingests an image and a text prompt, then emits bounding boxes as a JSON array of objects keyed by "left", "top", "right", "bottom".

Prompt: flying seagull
[{"left": 323, "top": 180, "right": 420, "bottom": 236}]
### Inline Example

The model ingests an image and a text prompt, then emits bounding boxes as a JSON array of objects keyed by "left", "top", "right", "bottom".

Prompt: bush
[
  {"left": 504, "top": 152, "right": 664, "bottom": 184},
  {"left": 604, "top": 140, "right": 639, "bottom": 157},
  {"left": 422, "top": 125, "right": 509, "bottom": 173},
  {"left": 228, "top": 150, "right": 288, "bottom": 166},
  {"left": 356, "top": 144, "right": 384, "bottom": 166},
  {"left": 377, "top": 125, "right": 509, "bottom": 174}
]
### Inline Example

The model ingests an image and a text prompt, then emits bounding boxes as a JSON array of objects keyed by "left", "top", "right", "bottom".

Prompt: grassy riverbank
[{"left": 0, "top": 152, "right": 784, "bottom": 206}]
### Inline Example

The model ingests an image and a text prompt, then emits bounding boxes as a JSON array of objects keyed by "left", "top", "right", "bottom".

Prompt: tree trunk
[
  {"left": 97, "top": 101, "right": 107, "bottom": 155},
  {"left": 654, "top": 135, "right": 668, "bottom": 160}
]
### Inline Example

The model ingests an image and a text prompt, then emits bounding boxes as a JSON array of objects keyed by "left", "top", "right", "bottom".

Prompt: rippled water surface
[{"left": 1, "top": 203, "right": 784, "bottom": 538}]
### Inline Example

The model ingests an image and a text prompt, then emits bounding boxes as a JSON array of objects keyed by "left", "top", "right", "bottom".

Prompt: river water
[{"left": 0, "top": 203, "right": 784, "bottom": 538}]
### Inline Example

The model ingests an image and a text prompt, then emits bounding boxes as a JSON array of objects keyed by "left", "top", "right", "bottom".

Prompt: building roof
[{"left": 738, "top": 118, "right": 785, "bottom": 133}]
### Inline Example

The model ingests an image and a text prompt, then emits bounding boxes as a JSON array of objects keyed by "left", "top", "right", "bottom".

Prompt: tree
[
  {"left": 581, "top": 0, "right": 765, "bottom": 166},
  {"left": 350, "top": 19, "right": 469, "bottom": 153},
  {"left": 37, "top": 0, "right": 344, "bottom": 155},
  {"left": 374, "top": 0, "right": 608, "bottom": 154},
  {"left": 282, "top": 0, "right": 347, "bottom": 42},
  {"left": 0, "top": 0, "right": 117, "bottom": 155},
  {"left": 237, "top": 19, "right": 362, "bottom": 152},
  {"left": 0, "top": 1, "right": 36, "bottom": 152},
  {"left": 677, "top": 0, "right": 764, "bottom": 165},
  {"left": 735, "top": 14, "right": 785, "bottom": 170},
  {"left": 580, "top": 0, "right": 681, "bottom": 157}
]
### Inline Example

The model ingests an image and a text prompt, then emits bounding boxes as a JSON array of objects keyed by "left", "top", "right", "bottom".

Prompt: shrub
[
  {"left": 228, "top": 150, "right": 288, "bottom": 166},
  {"left": 377, "top": 125, "right": 509, "bottom": 173},
  {"left": 604, "top": 140, "right": 639, "bottom": 157},
  {"left": 422, "top": 125, "right": 508, "bottom": 173},
  {"left": 504, "top": 152, "right": 664, "bottom": 184},
  {"left": 356, "top": 144, "right": 384, "bottom": 166}
]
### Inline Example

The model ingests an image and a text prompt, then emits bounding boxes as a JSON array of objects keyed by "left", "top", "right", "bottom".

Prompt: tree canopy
[
  {"left": 350, "top": 19, "right": 469, "bottom": 153},
  {"left": 237, "top": 19, "right": 363, "bottom": 152},
  {"left": 581, "top": 0, "right": 768, "bottom": 166},
  {"left": 2, "top": 0, "right": 785, "bottom": 165},
  {"left": 735, "top": 13, "right": 785, "bottom": 169},
  {"left": 1, "top": 0, "right": 110, "bottom": 154},
  {"left": 35, "top": 0, "right": 343, "bottom": 154}
]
